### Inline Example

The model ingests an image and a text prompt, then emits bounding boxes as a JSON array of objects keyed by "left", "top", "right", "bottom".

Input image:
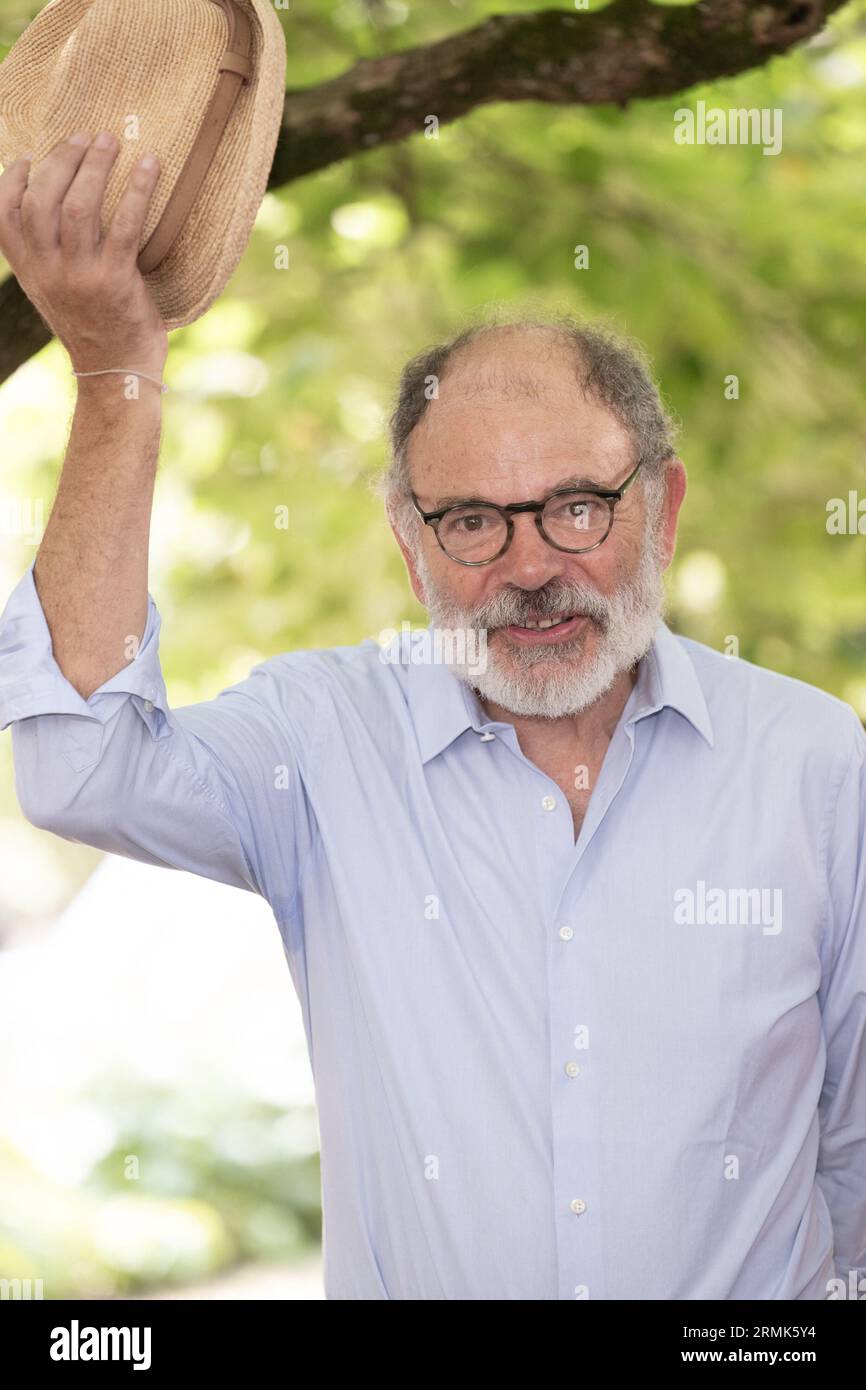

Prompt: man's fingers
[
  {"left": 0, "top": 138, "right": 167, "bottom": 369},
  {"left": 0, "top": 155, "right": 35, "bottom": 268},
  {"left": 101, "top": 153, "right": 161, "bottom": 265},
  {"left": 60, "top": 131, "right": 121, "bottom": 259},
  {"left": 20, "top": 133, "right": 93, "bottom": 256}
]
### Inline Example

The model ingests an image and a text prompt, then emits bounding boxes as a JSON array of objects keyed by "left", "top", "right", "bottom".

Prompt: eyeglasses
[{"left": 411, "top": 458, "right": 645, "bottom": 566}]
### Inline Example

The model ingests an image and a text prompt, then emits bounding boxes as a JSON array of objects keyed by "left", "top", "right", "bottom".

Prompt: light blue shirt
[{"left": 1, "top": 558, "right": 865, "bottom": 1301}]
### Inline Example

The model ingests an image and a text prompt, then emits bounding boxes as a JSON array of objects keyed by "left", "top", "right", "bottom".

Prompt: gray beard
[{"left": 413, "top": 523, "right": 668, "bottom": 719}]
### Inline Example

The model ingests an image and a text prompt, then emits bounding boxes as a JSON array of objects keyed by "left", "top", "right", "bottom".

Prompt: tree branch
[
  {"left": 269, "top": 0, "right": 847, "bottom": 182},
  {"left": 1, "top": 0, "right": 850, "bottom": 384},
  {"left": 0, "top": 271, "right": 52, "bottom": 373}
]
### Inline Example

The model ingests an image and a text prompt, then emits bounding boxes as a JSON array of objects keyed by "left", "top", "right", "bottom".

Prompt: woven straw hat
[{"left": 0, "top": 0, "right": 287, "bottom": 329}]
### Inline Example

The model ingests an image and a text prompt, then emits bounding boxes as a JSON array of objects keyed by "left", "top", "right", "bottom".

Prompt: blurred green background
[{"left": 1, "top": 0, "right": 865, "bottom": 1296}]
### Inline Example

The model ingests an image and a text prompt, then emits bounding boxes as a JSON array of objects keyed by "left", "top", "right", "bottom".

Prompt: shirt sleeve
[
  {"left": 816, "top": 709, "right": 866, "bottom": 1288},
  {"left": 0, "top": 560, "right": 315, "bottom": 916}
]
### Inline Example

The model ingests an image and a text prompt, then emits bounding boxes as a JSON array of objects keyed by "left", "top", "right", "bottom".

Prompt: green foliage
[{"left": 0, "top": 1084, "right": 320, "bottom": 1297}]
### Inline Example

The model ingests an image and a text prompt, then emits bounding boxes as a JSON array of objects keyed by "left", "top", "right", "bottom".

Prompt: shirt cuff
[{"left": 0, "top": 558, "right": 171, "bottom": 741}]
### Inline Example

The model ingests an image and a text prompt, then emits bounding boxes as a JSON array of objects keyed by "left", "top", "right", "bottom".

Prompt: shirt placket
[
  {"left": 544, "top": 717, "right": 641, "bottom": 1300},
  {"left": 471, "top": 706, "right": 648, "bottom": 1300}
]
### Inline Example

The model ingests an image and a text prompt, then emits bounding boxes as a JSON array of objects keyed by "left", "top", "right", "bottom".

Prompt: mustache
[{"left": 468, "top": 583, "right": 610, "bottom": 632}]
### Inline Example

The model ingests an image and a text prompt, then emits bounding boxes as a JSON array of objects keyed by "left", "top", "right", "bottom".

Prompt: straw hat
[{"left": 0, "top": 0, "right": 287, "bottom": 329}]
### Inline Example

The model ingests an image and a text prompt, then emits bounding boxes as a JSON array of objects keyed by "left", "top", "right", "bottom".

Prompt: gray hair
[{"left": 370, "top": 305, "right": 679, "bottom": 550}]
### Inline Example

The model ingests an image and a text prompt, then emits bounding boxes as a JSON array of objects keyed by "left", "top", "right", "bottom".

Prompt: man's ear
[
  {"left": 387, "top": 500, "right": 427, "bottom": 607},
  {"left": 659, "top": 457, "right": 687, "bottom": 570}
]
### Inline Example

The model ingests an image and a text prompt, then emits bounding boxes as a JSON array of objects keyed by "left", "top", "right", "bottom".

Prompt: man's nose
[{"left": 496, "top": 511, "right": 570, "bottom": 587}]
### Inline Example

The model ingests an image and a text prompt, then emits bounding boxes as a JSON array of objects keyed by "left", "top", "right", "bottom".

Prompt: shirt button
[
  {"left": 565, "top": 1061, "right": 581, "bottom": 1078},
  {"left": 570, "top": 1198, "right": 587, "bottom": 1215},
  {"left": 541, "top": 795, "right": 556, "bottom": 811},
  {"left": 479, "top": 731, "right": 496, "bottom": 742},
  {"left": 559, "top": 926, "right": 574, "bottom": 941},
  {"left": 144, "top": 700, "right": 154, "bottom": 713}
]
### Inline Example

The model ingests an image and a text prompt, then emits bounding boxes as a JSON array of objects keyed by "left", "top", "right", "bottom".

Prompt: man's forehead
[
  {"left": 408, "top": 356, "right": 635, "bottom": 498},
  {"left": 410, "top": 415, "right": 633, "bottom": 493},
  {"left": 413, "top": 381, "right": 629, "bottom": 448}
]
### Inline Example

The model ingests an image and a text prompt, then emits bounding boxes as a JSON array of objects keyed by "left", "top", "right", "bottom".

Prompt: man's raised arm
[
  {"left": 0, "top": 133, "right": 312, "bottom": 909},
  {"left": 3, "top": 133, "right": 167, "bottom": 697}
]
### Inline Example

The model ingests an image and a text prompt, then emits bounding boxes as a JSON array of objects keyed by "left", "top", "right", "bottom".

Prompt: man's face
[{"left": 391, "top": 339, "right": 686, "bottom": 721}]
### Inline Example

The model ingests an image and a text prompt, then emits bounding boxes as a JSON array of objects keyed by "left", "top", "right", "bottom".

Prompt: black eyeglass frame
[{"left": 410, "top": 457, "right": 646, "bottom": 566}]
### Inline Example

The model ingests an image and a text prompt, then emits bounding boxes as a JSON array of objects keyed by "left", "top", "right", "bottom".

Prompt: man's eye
[
  {"left": 443, "top": 511, "right": 496, "bottom": 535},
  {"left": 548, "top": 496, "right": 605, "bottom": 530}
]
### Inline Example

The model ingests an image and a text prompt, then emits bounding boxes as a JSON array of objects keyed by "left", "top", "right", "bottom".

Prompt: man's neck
[{"left": 476, "top": 663, "right": 640, "bottom": 762}]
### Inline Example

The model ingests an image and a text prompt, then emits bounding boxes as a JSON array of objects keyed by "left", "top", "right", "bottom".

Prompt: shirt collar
[
  {"left": 624, "top": 619, "right": 714, "bottom": 748},
  {"left": 403, "top": 618, "right": 714, "bottom": 765}
]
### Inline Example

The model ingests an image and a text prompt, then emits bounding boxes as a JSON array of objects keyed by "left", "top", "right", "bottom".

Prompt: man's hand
[{"left": 0, "top": 130, "right": 168, "bottom": 374}]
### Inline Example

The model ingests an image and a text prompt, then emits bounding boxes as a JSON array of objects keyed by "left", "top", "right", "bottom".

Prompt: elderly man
[{"left": 0, "top": 136, "right": 864, "bottom": 1302}]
